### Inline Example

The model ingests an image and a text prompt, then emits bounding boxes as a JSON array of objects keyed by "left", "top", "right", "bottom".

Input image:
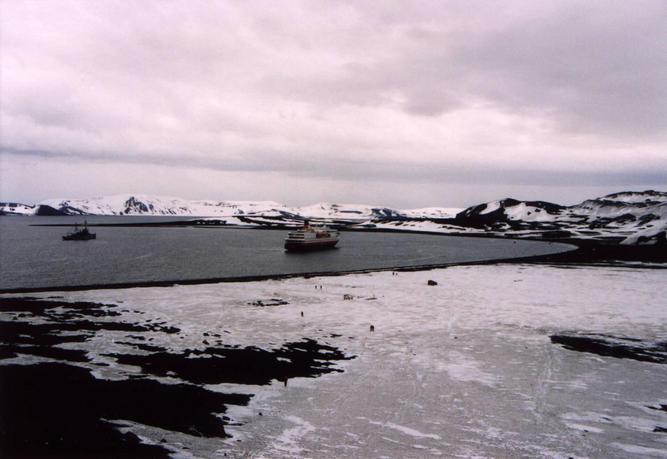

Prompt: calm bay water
[{"left": 0, "top": 216, "right": 572, "bottom": 290}]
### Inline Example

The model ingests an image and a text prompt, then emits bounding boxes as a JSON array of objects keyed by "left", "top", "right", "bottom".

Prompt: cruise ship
[{"left": 284, "top": 221, "right": 339, "bottom": 252}]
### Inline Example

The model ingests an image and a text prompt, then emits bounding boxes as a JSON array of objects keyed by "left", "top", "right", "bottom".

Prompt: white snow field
[{"left": 11, "top": 264, "right": 667, "bottom": 458}]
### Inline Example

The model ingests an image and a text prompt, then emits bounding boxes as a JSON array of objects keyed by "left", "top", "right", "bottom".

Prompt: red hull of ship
[{"left": 284, "top": 239, "right": 338, "bottom": 252}]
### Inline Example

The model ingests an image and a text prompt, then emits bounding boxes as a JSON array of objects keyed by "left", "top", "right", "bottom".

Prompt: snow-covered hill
[
  {"left": 454, "top": 199, "right": 565, "bottom": 227},
  {"left": 440, "top": 190, "right": 667, "bottom": 245},
  {"left": 401, "top": 207, "right": 462, "bottom": 219},
  {"left": 290, "top": 203, "right": 408, "bottom": 223},
  {"left": 0, "top": 202, "right": 35, "bottom": 216},
  {"left": 36, "top": 195, "right": 287, "bottom": 217},
  {"left": 573, "top": 191, "right": 667, "bottom": 245},
  {"left": 31, "top": 194, "right": 447, "bottom": 222},
  {"left": 3, "top": 191, "right": 666, "bottom": 245}
]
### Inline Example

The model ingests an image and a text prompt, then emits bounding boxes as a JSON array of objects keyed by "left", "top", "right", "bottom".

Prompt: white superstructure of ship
[{"left": 284, "top": 221, "right": 339, "bottom": 251}]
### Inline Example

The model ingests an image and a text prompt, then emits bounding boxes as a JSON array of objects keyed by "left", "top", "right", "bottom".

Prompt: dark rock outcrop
[{"left": 35, "top": 205, "right": 70, "bottom": 216}]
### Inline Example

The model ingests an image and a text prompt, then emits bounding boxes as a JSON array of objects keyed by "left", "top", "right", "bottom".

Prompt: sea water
[{"left": 0, "top": 216, "right": 572, "bottom": 290}]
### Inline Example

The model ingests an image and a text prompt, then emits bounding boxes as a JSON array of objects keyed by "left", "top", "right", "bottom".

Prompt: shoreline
[
  {"left": 1, "top": 241, "right": 578, "bottom": 294},
  {"left": 3, "top": 223, "right": 665, "bottom": 294},
  {"left": 1, "top": 242, "right": 636, "bottom": 295},
  {"left": 0, "top": 255, "right": 570, "bottom": 294}
]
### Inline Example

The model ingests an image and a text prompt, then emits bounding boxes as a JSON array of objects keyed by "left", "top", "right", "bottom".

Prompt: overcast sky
[{"left": 1, "top": 0, "right": 666, "bottom": 207}]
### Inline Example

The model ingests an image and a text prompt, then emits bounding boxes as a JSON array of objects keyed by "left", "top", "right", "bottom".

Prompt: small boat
[
  {"left": 284, "top": 221, "right": 339, "bottom": 252},
  {"left": 62, "top": 221, "right": 96, "bottom": 241}
]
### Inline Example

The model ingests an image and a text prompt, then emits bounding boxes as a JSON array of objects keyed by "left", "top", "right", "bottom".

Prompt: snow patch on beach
[
  {"left": 364, "top": 419, "right": 442, "bottom": 440},
  {"left": 437, "top": 351, "right": 500, "bottom": 387},
  {"left": 269, "top": 416, "right": 316, "bottom": 456},
  {"left": 611, "top": 442, "right": 667, "bottom": 458}
]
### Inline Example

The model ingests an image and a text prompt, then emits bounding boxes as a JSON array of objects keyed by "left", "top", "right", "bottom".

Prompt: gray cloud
[
  {"left": 1, "top": 0, "right": 666, "bottom": 205},
  {"left": 458, "top": 2, "right": 667, "bottom": 138},
  {"left": 5, "top": 145, "right": 665, "bottom": 191},
  {"left": 266, "top": 1, "right": 667, "bottom": 136}
]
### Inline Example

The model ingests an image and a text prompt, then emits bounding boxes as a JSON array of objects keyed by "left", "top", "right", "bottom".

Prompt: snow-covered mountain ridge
[
  {"left": 375, "top": 190, "right": 665, "bottom": 246},
  {"left": 3, "top": 191, "right": 666, "bottom": 245},
  {"left": 445, "top": 190, "right": 667, "bottom": 245},
  {"left": 26, "top": 194, "right": 450, "bottom": 222},
  {"left": 36, "top": 194, "right": 286, "bottom": 217}
]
